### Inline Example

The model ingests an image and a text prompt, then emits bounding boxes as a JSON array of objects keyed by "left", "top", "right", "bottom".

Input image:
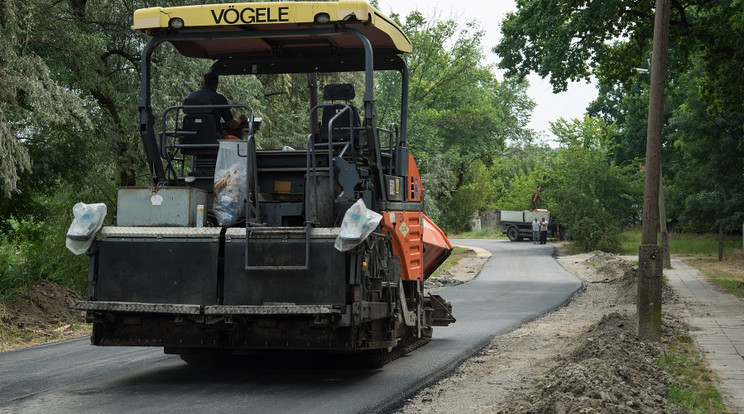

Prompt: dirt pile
[
  {"left": 586, "top": 251, "right": 635, "bottom": 279},
  {"left": 494, "top": 313, "right": 672, "bottom": 413},
  {"left": 2, "top": 281, "right": 85, "bottom": 329},
  {"left": 491, "top": 253, "right": 685, "bottom": 414}
]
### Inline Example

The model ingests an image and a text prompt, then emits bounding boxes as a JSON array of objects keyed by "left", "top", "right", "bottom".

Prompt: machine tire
[{"left": 506, "top": 226, "right": 520, "bottom": 242}]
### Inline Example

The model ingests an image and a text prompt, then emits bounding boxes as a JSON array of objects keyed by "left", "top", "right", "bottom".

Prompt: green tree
[
  {"left": 441, "top": 160, "right": 501, "bottom": 230},
  {"left": 495, "top": 137, "right": 553, "bottom": 211},
  {"left": 497, "top": 168, "right": 545, "bottom": 211},
  {"left": 497, "top": 0, "right": 744, "bottom": 234},
  {"left": 546, "top": 117, "right": 641, "bottom": 252},
  {"left": 0, "top": 0, "right": 93, "bottom": 197},
  {"left": 386, "top": 11, "right": 534, "bottom": 230},
  {"left": 0, "top": 0, "right": 202, "bottom": 298},
  {"left": 664, "top": 56, "right": 744, "bottom": 232},
  {"left": 0, "top": 1, "right": 542, "bottom": 297}
]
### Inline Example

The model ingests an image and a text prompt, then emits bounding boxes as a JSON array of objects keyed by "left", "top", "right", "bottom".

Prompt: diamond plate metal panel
[
  {"left": 101, "top": 226, "right": 221, "bottom": 238},
  {"left": 75, "top": 301, "right": 202, "bottom": 314}
]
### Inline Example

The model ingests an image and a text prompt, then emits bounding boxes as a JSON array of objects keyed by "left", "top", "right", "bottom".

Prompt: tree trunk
[
  {"left": 659, "top": 173, "right": 671, "bottom": 268},
  {"left": 718, "top": 223, "right": 724, "bottom": 261}
]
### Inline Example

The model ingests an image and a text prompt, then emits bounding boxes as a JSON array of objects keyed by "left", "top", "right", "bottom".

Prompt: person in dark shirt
[{"left": 185, "top": 72, "right": 247, "bottom": 132}]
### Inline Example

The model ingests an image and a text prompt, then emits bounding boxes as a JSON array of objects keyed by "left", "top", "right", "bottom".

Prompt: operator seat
[
  {"left": 319, "top": 84, "right": 361, "bottom": 142},
  {"left": 179, "top": 98, "right": 220, "bottom": 191},
  {"left": 180, "top": 97, "right": 220, "bottom": 155}
]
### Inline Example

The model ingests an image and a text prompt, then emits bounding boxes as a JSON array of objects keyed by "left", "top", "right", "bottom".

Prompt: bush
[
  {"left": 546, "top": 117, "right": 642, "bottom": 253},
  {"left": 0, "top": 215, "right": 88, "bottom": 302}
]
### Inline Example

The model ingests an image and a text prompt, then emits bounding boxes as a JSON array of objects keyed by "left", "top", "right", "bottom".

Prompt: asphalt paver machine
[{"left": 76, "top": 0, "right": 455, "bottom": 365}]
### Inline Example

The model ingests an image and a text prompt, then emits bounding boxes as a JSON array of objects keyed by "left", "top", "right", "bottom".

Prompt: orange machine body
[
  {"left": 381, "top": 211, "right": 424, "bottom": 281},
  {"left": 380, "top": 153, "right": 452, "bottom": 281},
  {"left": 407, "top": 154, "right": 421, "bottom": 202}
]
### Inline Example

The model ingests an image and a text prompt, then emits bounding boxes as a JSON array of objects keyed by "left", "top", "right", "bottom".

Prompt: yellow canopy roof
[{"left": 134, "top": 1, "right": 411, "bottom": 58}]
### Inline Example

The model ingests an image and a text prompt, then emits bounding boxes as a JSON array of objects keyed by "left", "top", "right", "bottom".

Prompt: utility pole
[
  {"left": 659, "top": 173, "right": 671, "bottom": 269},
  {"left": 638, "top": 0, "right": 670, "bottom": 342}
]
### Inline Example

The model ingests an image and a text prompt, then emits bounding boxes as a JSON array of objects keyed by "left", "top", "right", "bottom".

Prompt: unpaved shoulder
[{"left": 397, "top": 246, "right": 681, "bottom": 414}]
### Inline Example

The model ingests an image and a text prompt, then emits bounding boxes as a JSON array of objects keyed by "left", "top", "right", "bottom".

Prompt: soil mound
[
  {"left": 3, "top": 281, "right": 85, "bottom": 328},
  {"left": 495, "top": 313, "right": 675, "bottom": 414},
  {"left": 607, "top": 261, "right": 678, "bottom": 306},
  {"left": 587, "top": 251, "right": 635, "bottom": 278}
]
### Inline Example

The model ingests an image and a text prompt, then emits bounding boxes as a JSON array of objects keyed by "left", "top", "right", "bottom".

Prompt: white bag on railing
[
  {"left": 66, "top": 202, "right": 107, "bottom": 255},
  {"left": 334, "top": 199, "right": 382, "bottom": 252}
]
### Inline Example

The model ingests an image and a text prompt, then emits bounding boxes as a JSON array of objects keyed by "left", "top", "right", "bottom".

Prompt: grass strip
[
  {"left": 657, "top": 333, "right": 731, "bottom": 414},
  {"left": 429, "top": 246, "right": 475, "bottom": 279}
]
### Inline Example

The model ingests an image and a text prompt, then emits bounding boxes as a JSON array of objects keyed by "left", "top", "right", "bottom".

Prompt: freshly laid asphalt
[{"left": 0, "top": 240, "right": 582, "bottom": 414}]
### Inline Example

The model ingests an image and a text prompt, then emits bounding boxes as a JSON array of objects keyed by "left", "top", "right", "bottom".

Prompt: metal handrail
[
  {"left": 160, "top": 103, "right": 254, "bottom": 160},
  {"left": 309, "top": 103, "right": 358, "bottom": 202}
]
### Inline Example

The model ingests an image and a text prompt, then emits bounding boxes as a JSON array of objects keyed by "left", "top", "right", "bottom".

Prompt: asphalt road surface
[{"left": 0, "top": 240, "right": 581, "bottom": 414}]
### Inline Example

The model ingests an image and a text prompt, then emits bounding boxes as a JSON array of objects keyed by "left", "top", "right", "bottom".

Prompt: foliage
[
  {"left": 496, "top": 0, "right": 744, "bottom": 234},
  {"left": 388, "top": 11, "right": 534, "bottom": 230},
  {"left": 496, "top": 170, "right": 538, "bottom": 211},
  {"left": 492, "top": 137, "right": 554, "bottom": 213},
  {"left": 496, "top": 160, "right": 550, "bottom": 211},
  {"left": 0, "top": 0, "right": 93, "bottom": 197},
  {"left": 664, "top": 55, "right": 744, "bottom": 232},
  {"left": 0, "top": 0, "right": 178, "bottom": 298},
  {"left": 495, "top": 0, "right": 653, "bottom": 93},
  {"left": 546, "top": 117, "right": 642, "bottom": 252},
  {"left": 0, "top": 203, "right": 88, "bottom": 302},
  {"left": 418, "top": 153, "right": 455, "bottom": 226},
  {"left": 441, "top": 161, "right": 500, "bottom": 232},
  {"left": 11, "top": 0, "right": 743, "bottom": 296},
  {"left": 252, "top": 74, "right": 313, "bottom": 150}
]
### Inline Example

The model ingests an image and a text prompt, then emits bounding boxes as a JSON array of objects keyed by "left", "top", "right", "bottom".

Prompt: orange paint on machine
[{"left": 381, "top": 211, "right": 423, "bottom": 281}]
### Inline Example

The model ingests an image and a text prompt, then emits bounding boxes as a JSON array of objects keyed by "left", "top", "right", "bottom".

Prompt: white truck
[{"left": 501, "top": 209, "right": 553, "bottom": 242}]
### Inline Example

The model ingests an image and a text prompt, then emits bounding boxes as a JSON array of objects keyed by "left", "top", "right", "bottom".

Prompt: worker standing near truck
[
  {"left": 539, "top": 217, "right": 548, "bottom": 244},
  {"left": 532, "top": 217, "right": 540, "bottom": 244}
]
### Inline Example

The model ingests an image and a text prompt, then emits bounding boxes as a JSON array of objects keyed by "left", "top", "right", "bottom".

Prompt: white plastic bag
[
  {"left": 65, "top": 202, "right": 107, "bottom": 255},
  {"left": 213, "top": 140, "right": 248, "bottom": 226},
  {"left": 334, "top": 199, "right": 382, "bottom": 252}
]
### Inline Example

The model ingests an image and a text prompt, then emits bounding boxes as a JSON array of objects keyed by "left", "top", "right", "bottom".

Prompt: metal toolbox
[{"left": 116, "top": 187, "right": 207, "bottom": 226}]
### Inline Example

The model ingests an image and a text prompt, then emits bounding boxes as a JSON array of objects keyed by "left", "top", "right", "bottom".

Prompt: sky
[{"left": 376, "top": 0, "right": 598, "bottom": 139}]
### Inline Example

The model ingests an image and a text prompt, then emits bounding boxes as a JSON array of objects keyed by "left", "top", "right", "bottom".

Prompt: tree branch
[
  {"left": 670, "top": 0, "right": 690, "bottom": 28},
  {"left": 90, "top": 88, "right": 121, "bottom": 126},
  {"left": 101, "top": 49, "right": 139, "bottom": 69}
]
